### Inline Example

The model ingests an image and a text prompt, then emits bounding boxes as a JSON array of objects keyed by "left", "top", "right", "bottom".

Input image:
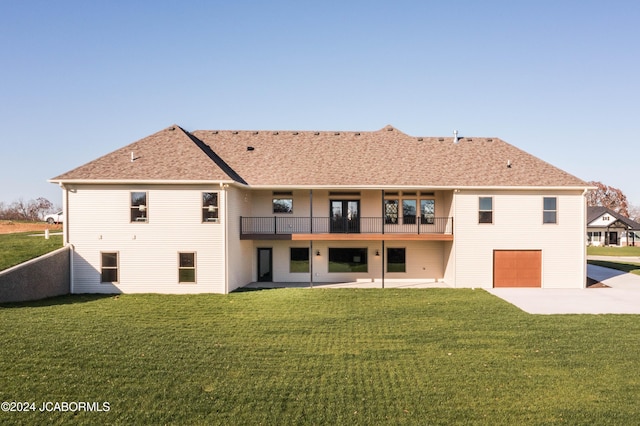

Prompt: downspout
[
  {"left": 452, "top": 189, "right": 458, "bottom": 288},
  {"left": 221, "top": 183, "right": 229, "bottom": 294},
  {"left": 69, "top": 244, "right": 75, "bottom": 294},
  {"left": 60, "top": 183, "right": 74, "bottom": 294},
  {"left": 582, "top": 189, "right": 588, "bottom": 288},
  {"left": 310, "top": 189, "right": 313, "bottom": 288},
  {"left": 60, "top": 183, "right": 69, "bottom": 245}
]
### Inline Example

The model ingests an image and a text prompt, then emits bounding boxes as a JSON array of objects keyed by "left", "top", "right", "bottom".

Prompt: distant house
[
  {"left": 50, "top": 124, "right": 591, "bottom": 293},
  {"left": 587, "top": 206, "right": 640, "bottom": 246}
]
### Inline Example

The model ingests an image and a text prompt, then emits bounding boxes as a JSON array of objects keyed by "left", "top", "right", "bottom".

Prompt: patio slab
[
  {"left": 240, "top": 280, "right": 451, "bottom": 290},
  {"left": 485, "top": 264, "right": 640, "bottom": 314},
  {"left": 240, "top": 265, "right": 640, "bottom": 315}
]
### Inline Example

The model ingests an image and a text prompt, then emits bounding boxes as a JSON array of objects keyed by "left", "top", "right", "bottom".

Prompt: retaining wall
[{"left": 0, "top": 246, "right": 70, "bottom": 303}]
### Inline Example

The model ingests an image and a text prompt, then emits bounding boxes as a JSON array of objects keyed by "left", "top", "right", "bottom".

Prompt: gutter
[
  {"left": 49, "top": 179, "right": 237, "bottom": 186},
  {"left": 48, "top": 180, "right": 593, "bottom": 193},
  {"left": 245, "top": 184, "right": 595, "bottom": 191},
  {"left": 68, "top": 244, "right": 75, "bottom": 294},
  {"left": 60, "top": 183, "right": 74, "bottom": 294}
]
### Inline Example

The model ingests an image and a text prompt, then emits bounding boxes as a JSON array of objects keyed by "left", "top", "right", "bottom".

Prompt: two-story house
[
  {"left": 587, "top": 206, "right": 640, "bottom": 246},
  {"left": 50, "top": 124, "right": 590, "bottom": 293}
]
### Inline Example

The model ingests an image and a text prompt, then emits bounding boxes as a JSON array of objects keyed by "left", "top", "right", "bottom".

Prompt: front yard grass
[
  {"left": 587, "top": 245, "right": 640, "bottom": 256},
  {"left": 0, "top": 232, "right": 63, "bottom": 271},
  {"left": 2, "top": 290, "right": 640, "bottom": 425}
]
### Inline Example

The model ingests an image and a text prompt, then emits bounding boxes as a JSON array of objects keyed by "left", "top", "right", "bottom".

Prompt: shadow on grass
[
  {"left": 588, "top": 260, "right": 640, "bottom": 275},
  {"left": 232, "top": 286, "right": 283, "bottom": 293},
  {"left": 0, "top": 293, "right": 118, "bottom": 309}
]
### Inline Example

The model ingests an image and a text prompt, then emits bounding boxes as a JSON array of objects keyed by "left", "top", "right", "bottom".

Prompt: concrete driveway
[{"left": 486, "top": 264, "right": 640, "bottom": 314}]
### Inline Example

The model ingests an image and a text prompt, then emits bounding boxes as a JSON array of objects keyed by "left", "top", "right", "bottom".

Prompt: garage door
[{"left": 493, "top": 250, "right": 541, "bottom": 288}]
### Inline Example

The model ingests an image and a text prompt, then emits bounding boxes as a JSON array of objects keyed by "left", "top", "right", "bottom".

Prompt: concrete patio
[
  {"left": 240, "top": 264, "right": 640, "bottom": 315},
  {"left": 240, "top": 279, "right": 451, "bottom": 290}
]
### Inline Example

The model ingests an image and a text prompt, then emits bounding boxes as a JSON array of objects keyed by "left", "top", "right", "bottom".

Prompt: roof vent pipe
[{"left": 453, "top": 130, "right": 459, "bottom": 144}]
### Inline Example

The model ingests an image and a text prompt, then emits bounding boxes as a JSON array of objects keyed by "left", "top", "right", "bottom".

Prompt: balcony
[{"left": 240, "top": 216, "right": 454, "bottom": 241}]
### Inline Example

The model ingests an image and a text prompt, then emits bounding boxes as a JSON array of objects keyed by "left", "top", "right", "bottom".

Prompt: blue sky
[{"left": 1, "top": 1, "right": 639, "bottom": 208}]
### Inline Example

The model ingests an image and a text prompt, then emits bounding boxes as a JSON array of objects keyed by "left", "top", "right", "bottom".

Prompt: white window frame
[
  {"left": 178, "top": 252, "right": 197, "bottom": 283},
  {"left": 130, "top": 191, "right": 148, "bottom": 223},
  {"left": 202, "top": 192, "right": 219, "bottom": 223},
  {"left": 479, "top": 197, "right": 493, "bottom": 224},
  {"left": 100, "top": 251, "right": 119, "bottom": 283},
  {"left": 543, "top": 197, "right": 557, "bottom": 224}
]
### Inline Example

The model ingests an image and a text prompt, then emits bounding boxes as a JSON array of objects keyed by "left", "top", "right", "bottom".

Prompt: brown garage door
[{"left": 494, "top": 250, "right": 541, "bottom": 288}]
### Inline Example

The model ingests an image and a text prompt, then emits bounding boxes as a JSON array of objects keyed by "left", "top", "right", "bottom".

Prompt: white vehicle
[{"left": 44, "top": 211, "right": 64, "bottom": 224}]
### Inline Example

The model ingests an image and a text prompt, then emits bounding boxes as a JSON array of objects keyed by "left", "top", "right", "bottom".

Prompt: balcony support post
[
  {"left": 381, "top": 190, "right": 385, "bottom": 234},
  {"left": 381, "top": 239, "right": 385, "bottom": 289},
  {"left": 309, "top": 240, "right": 314, "bottom": 288},
  {"left": 310, "top": 189, "right": 313, "bottom": 234}
]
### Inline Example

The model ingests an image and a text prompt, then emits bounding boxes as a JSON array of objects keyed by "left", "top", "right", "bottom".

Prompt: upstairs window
[
  {"left": 479, "top": 197, "right": 493, "bottom": 224},
  {"left": 385, "top": 199, "right": 399, "bottom": 224},
  {"left": 202, "top": 192, "right": 219, "bottom": 222},
  {"left": 420, "top": 199, "right": 435, "bottom": 224},
  {"left": 402, "top": 200, "right": 417, "bottom": 225},
  {"left": 131, "top": 192, "right": 148, "bottom": 222},
  {"left": 543, "top": 197, "right": 557, "bottom": 224},
  {"left": 273, "top": 198, "right": 293, "bottom": 213}
]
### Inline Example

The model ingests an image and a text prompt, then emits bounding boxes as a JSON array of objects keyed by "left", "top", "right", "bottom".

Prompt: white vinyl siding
[
  {"left": 452, "top": 190, "right": 585, "bottom": 289},
  {"left": 245, "top": 189, "right": 448, "bottom": 231},
  {"left": 68, "top": 184, "right": 226, "bottom": 294},
  {"left": 226, "top": 186, "right": 253, "bottom": 292}
]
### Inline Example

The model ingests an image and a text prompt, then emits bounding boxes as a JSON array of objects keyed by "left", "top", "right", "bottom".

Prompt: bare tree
[
  {"left": 0, "top": 197, "right": 55, "bottom": 221},
  {"left": 629, "top": 204, "right": 640, "bottom": 223},
  {"left": 586, "top": 181, "right": 629, "bottom": 217}
]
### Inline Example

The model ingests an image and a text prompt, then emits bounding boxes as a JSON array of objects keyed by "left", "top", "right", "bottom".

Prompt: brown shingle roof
[
  {"left": 52, "top": 125, "right": 235, "bottom": 182},
  {"left": 192, "top": 125, "right": 587, "bottom": 187},
  {"left": 52, "top": 124, "right": 588, "bottom": 188}
]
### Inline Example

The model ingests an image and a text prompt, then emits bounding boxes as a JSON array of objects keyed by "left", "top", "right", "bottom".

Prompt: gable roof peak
[
  {"left": 376, "top": 124, "right": 411, "bottom": 137},
  {"left": 50, "top": 123, "right": 236, "bottom": 182}
]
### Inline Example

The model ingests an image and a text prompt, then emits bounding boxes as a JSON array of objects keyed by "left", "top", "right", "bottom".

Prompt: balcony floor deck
[{"left": 241, "top": 233, "right": 454, "bottom": 241}]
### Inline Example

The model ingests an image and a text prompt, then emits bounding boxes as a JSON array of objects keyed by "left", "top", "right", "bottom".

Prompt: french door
[{"left": 330, "top": 200, "right": 360, "bottom": 233}]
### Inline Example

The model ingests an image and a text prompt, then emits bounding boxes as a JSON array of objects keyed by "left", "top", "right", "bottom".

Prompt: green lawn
[
  {"left": 587, "top": 245, "right": 640, "bottom": 256},
  {"left": 2, "top": 290, "right": 640, "bottom": 425},
  {"left": 587, "top": 245, "right": 640, "bottom": 276},
  {"left": 0, "top": 232, "right": 63, "bottom": 271}
]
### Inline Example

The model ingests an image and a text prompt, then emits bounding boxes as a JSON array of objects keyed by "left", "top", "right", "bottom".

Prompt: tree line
[{"left": 0, "top": 198, "right": 59, "bottom": 221}]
